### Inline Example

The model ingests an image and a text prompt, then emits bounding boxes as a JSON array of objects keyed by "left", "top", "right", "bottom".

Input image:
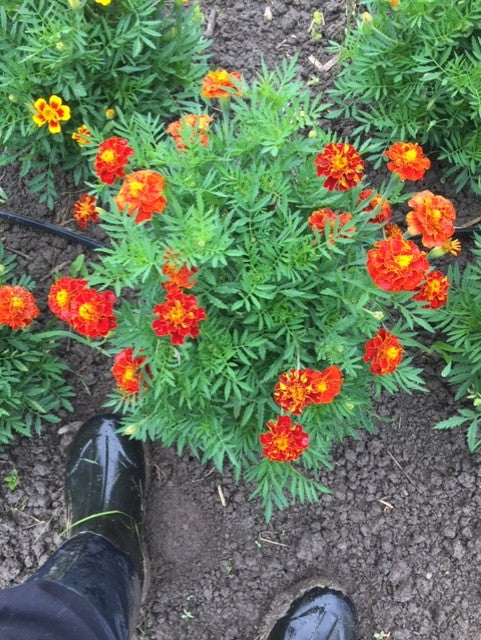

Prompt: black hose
[{"left": 0, "top": 208, "right": 108, "bottom": 249}]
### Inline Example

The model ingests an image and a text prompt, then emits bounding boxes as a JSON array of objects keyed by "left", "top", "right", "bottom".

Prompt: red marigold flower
[
  {"left": 73, "top": 194, "right": 100, "bottom": 229},
  {"left": 259, "top": 415, "right": 309, "bottom": 462},
  {"left": 162, "top": 262, "right": 198, "bottom": 293},
  {"left": 406, "top": 190, "right": 456, "bottom": 248},
  {"left": 166, "top": 114, "right": 213, "bottom": 149},
  {"left": 308, "top": 208, "right": 355, "bottom": 244},
  {"left": 201, "top": 69, "right": 243, "bottom": 99},
  {"left": 94, "top": 136, "right": 134, "bottom": 185},
  {"left": 0, "top": 285, "right": 40, "bottom": 329},
  {"left": 384, "top": 142, "right": 431, "bottom": 181},
  {"left": 413, "top": 270, "right": 450, "bottom": 309},
  {"left": 69, "top": 288, "right": 117, "bottom": 338},
  {"left": 315, "top": 142, "right": 364, "bottom": 192},
  {"left": 112, "top": 348, "right": 147, "bottom": 394},
  {"left": 152, "top": 290, "right": 206, "bottom": 345},
  {"left": 367, "top": 235, "right": 429, "bottom": 292},
  {"left": 274, "top": 369, "right": 317, "bottom": 415},
  {"left": 71, "top": 124, "right": 92, "bottom": 146},
  {"left": 115, "top": 169, "right": 167, "bottom": 223},
  {"left": 358, "top": 189, "right": 392, "bottom": 224},
  {"left": 32, "top": 95, "right": 71, "bottom": 134},
  {"left": 48, "top": 277, "right": 89, "bottom": 323},
  {"left": 363, "top": 328, "right": 403, "bottom": 375},
  {"left": 310, "top": 366, "right": 344, "bottom": 404}
]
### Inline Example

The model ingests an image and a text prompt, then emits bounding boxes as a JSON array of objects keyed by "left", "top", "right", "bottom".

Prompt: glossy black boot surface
[
  {"left": 266, "top": 586, "right": 358, "bottom": 640},
  {"left": 64, "top": 413, "right": 147, "bottom": 586}
]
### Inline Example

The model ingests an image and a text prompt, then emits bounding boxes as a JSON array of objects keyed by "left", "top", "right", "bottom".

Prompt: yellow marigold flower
[
  {"left": 72, "top": 124, "right": 92, "bottom": 146},
  {"left": 32, "top": 95, "right": 71, "bottom": 134},
  {"left": 105, "top": 108, "right": 116, "bottom": 118},
  {"left": 442, "top": 238, "right": 462, "bottom": 256},
  {"left": 95, "top": 0, "right": 112, "bottom": 5}
]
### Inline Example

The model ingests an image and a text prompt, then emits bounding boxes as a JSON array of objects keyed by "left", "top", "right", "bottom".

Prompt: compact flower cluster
[{"left": 48, "top": 277, "right": 117, "bottom": 338}]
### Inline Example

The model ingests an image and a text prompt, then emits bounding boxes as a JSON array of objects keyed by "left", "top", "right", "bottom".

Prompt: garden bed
[{"left": 1, "top": 1, "right": 481, "bottom": 639}]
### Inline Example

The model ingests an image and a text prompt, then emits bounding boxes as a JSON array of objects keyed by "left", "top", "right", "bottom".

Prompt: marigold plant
[
  {"left": 81, "top": 62, "right": 455, "bottom": 517},
  {"left": 0, "top": 244, "right": 73, "bottom": 444},
  {"left": 432, "top": 237, "right": 481, "bottom": 452},
  {"left": 329, "top": 0, "right": 481, "bottom": 192},
  {"left": 0, "top": 0, "right": 209, "bottom": 206}
]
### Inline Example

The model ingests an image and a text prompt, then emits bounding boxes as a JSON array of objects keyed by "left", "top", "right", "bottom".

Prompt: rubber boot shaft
[{"left": 28, "top": 531, "right": 137, "bottom": 640}]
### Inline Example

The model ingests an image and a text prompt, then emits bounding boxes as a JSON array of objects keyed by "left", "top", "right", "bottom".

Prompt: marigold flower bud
[
  {"left": 56, "top": 41, "right": 65, "bottom": 51},
  {"left": 8, "top": 94, "right": 16, "bottom": 103},
  {"left": 68, "top": 0, "right": 81, "bottom": 8}
]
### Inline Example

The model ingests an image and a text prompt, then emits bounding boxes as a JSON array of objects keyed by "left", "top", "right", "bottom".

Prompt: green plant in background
[
  {"left": 0, "top": 0, "right": 209, "bottom": 207},
  {"left": 433, "top": 236, "right": 481, "bottom": 452},
  {"left": 329, "top": 0, "right": 481, "bottom": 193},
  {"left": 0, "top": 243, "right": 74, "bottom": 444}
]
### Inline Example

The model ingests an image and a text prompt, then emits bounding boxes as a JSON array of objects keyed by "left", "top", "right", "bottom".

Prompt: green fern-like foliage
[
  {"left": 329, "top": 0, "right": 481, "bottom": 192},
  {"left": 431, "top": 236, "right": 481, "bottom": 451},
  {"left": 0, "top": 244, "right": 74, "bottom": 443},
  {"left": 0, "top": 0, "right": 209, "bottom": 207},
  {"left": 79, "top": 60, "right": 444, "bottom": 518}
]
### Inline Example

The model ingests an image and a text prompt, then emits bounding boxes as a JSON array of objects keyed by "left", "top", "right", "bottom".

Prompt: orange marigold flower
[
  {"left": 166, "top": 114, "right": 213, "bottom": 149},
  {"left": 389, "top": 0, "right": 400, "bottom": 8},
  {"left": 315, "top": 142, "right": 364, "bottom": 192},
  {"left": 358, "top": 189, "right": 392, "bottom": 224},
  {"left": 94, "top": 136, "right": 134, "bottom": 185},
  {"left": 69, "top": 288, "right": 117, "bottom": 338},
  {"left": 73, "top": 194, "right": 100, "bottom": 229},
  {"left": 367, "top": 235, "right": 429, "bottom": 292},
  {"left": 413, "top": 270, "right": 450, "bottom": 309},
  {"left": 201, "top": 69, "right": 242, "bottom": 98},
  {"left": 152, "top": 290, "right": 206, "bottom": 345},
  {"left": 406, "top": 190, "right": 456, "bottom": 248},
  {"left": 274, "top": 369, "right": 318, "bottom": 415},
  {"left": 384, "top": 222, "right": 403, "bottom": 238},
  {"left": 308, "top": 208, "right": 355, "bottom": 243},
  {"left": 72, "top": 124, "right": 92, "bottom": 146},
  {"left": 32, "top": 95, "right": 71, "bottom": 134},
  {"left": 162, "top": 262, "right": 198, "bottom": 293},
  {"left": 201, "top": 69, "right": 243, "bottom": 99},
  {"left": 112, "top": 348, "right": 147, "bottom": 394},
  {"left": 310, "top": 365, "right": 344, "bottom": 404},
  {"left": 115, "top": 169, "right": 167, "bottom": 224},
  {"left": 105, "top": 108, "right": 116, "bottom": 119},
  {"left": 0, "top": 285, "right": 40, "bottom": 329},
  {"left": 259, "top": 415, "right": 309, "bottom": 462},
  {"left": 48, "top": 277, "right": 88, "bottom": 323},
  {"left": 384, "top": 142, "right": 431, "bottom": 181},
  {"left": 363, "top": 328, "right": 403, "bottom": 375}
]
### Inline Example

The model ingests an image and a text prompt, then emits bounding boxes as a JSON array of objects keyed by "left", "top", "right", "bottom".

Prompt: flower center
[
  {"left": 428, "top": 281, "right": 441, "bottom": 294},
  {"left": 42, "top": 105, "right": 57, "bottom": 121},
  {"left": 404, "top": 149, "right": 417, "bottom": 162},
  {"left": 274, "top": 434, "right": 289, "bottom": 451},
  {"left": 129, "top": 181, "right": 144, "bottom": 197},
  {"left": 331, "top": 154, "right": 348, "bottom": 172},
  {"left": 11, "top": 296, "right": 25, "bottom": 309},
  {"left": 100, "top": 149, "right": 115, "bottom": 163},
  {"left": 123, "top": 365, "right": 137, "bottom": 382},
  {"left": 386, "top": 346, "right": 400, "bottom": 360},
  {"left": 430, "top": 209, "right": 441, "bottom": 221},
  {"left": 78, "top": 302, "right": 95, "bottom": 321},
  {"left": 316, "top": 381, "right": 328, "bottom": 393},
  {"left": 56, "top": 289, "right": 69, "bottom": 308},
  {"left": 165, "top": 301, "right": 187, "bottom": 326},
  {"left": 395, "top": 254, "right": 414, "bottom": 268}
]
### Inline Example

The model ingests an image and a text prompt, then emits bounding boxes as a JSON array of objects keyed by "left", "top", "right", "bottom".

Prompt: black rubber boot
[
  {"left": 266, "top": 586, "right": 358, "bottom": 640},
  {"left": 29, "top": 413, "right": 148, "bottom": 640}
]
